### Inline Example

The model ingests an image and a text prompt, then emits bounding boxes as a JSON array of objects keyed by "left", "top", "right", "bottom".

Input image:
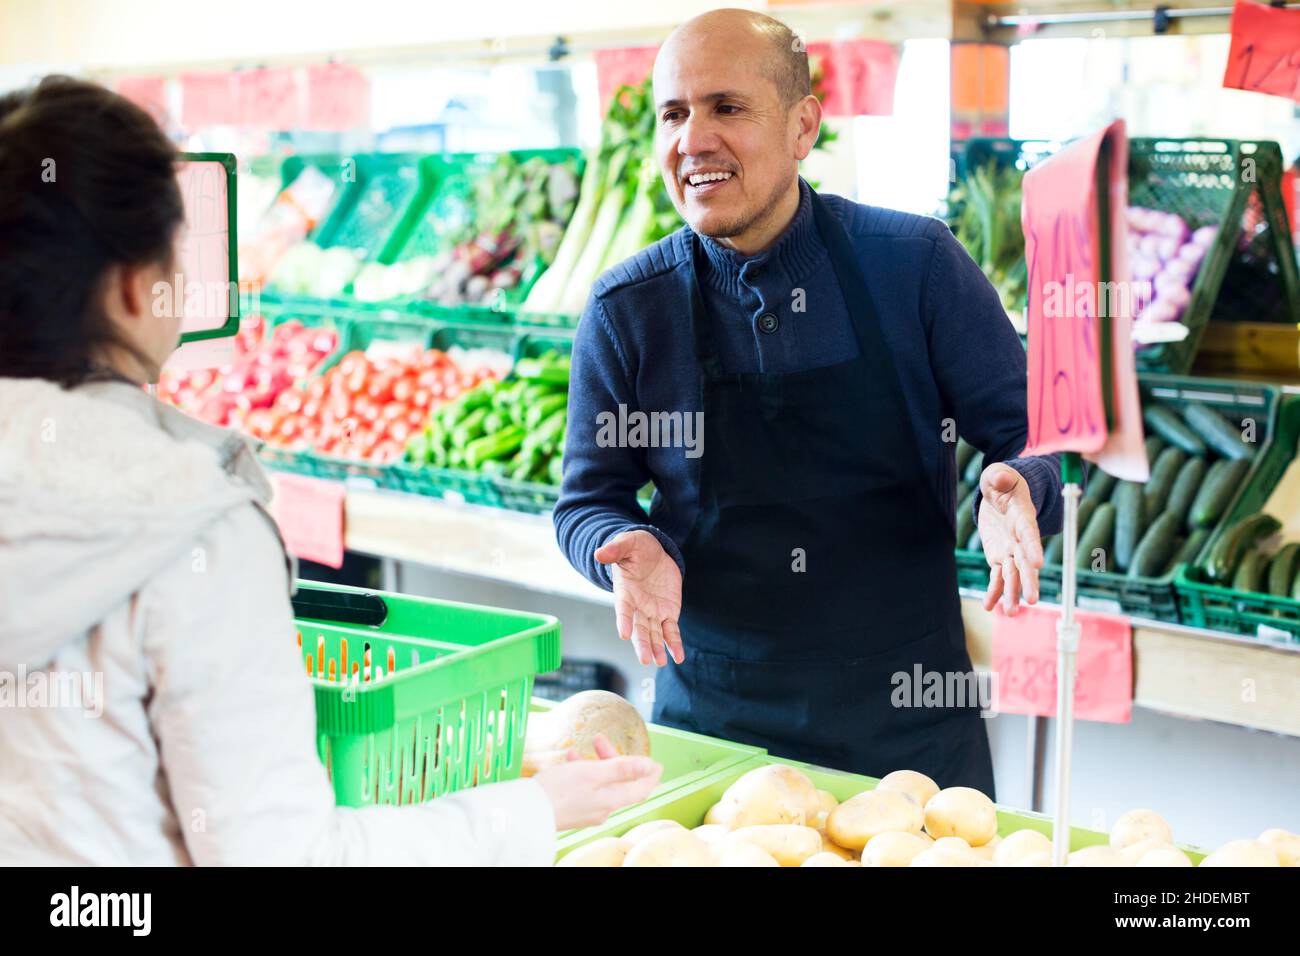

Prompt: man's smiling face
[{"left": 652, "top": 12, "right": 819, "bottom": 253}]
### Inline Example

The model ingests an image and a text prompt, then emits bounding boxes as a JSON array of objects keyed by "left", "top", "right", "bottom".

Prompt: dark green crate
[
  {"left": 278, "top": 154, "right": 356, "bottom": 248},
  {"left": 956, "top": 374, "right": 1279, "bottom": 622},
  {"left": 322, "top": 153, "right": 424, "bottom": 260},
  {"left": 1177, "top": 395, "right": 1300, "bottom": 641}
]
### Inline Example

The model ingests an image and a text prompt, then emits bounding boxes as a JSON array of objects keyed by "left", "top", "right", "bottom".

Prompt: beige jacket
[{"left": 0, "top": 377, "right": 555, "bottom": 865}]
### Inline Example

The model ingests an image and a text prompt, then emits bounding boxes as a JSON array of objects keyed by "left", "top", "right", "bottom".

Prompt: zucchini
[
  {"left": 1182, "top": 403, "right": 1255, "bottom": 461},
  {"left": 1129, "top": 512, "right": 1182, "bottom": 578},
  {"left": 1292, "top": 566, "right": 1300, "bottom": 601},
  {"left": 1044, "top": 498, "right": 1098, "bottom": 567},
  {"left": 963, "top": 450, "right": 984, "bottom": 486},
  {"left": 1144, "top": 435, "right": 1166, "bottom": 465},
  {"left": 955, "top": 439, "right": 976, "bottom": 477},
  {"left": 1143, "top": 447, "right": 1187, "bottom": 517},
  {"left": 1266, "top": 543, "right": 1300, "bottom": 596},
  {"left": 1205, "top": 513, "right": 1283, "bottom": 582},
  {"left": 956, "top": 480, "right": 971, "bottom": 506},
  {"left": 1076, "top": 503, "right": 1117, "bottom": 572},
  {"left": 956, "top": 487, "right": 978, "bottom": 546},
  {"left": 1113, "top": 481, "right": 1147, "bottom": 573},
  {"left": 1143, "top": 405, "right": 1207, "bottom": 457},
  {"left": 1083, "top": 468, "right": 1117, "bottom": 504},
  {"left": 1161, "top": 529, "right": 1210, "bottom": 576},
  {"left": 1189, "top": 458, "right": 1250, "bottom": 529},
  {"left": 1232, "top": 550, "right": 1269, "bottom": 594},
  {"left": 1164, "top": 457, "right": 1207, "bottom": 529}
]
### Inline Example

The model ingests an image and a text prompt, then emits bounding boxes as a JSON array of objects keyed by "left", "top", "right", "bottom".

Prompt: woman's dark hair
[{"left": 0, "top": 75, "right": 183, "bottom": 385}]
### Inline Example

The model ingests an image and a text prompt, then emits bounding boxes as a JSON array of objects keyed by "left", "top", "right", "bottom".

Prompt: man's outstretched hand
[
  {"left": 978, "top": 462, "right": 1044, "bottom": 616},
  {"left": 594, "top": 529, "right": 684, "bottom": 667}
]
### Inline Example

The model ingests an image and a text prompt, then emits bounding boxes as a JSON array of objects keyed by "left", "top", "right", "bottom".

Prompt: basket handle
[{"left": 292, "top": 587, "right": 389, "bottom": 627}]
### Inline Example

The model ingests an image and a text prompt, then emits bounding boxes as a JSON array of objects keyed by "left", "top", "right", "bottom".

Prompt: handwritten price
[{"left": 1223, "top": 1, "right": 1300, "bottom": 104}]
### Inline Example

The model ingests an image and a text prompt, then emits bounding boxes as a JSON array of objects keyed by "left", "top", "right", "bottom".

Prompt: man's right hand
[{"left": 594, "top": 529, "right": 684, "bottom": 667}]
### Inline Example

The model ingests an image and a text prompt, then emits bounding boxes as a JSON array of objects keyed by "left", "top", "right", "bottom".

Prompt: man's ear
[{"left": 792, "top": 94, "right": 823, "bottom": 161}]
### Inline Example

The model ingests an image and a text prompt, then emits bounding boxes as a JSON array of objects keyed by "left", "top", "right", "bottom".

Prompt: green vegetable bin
[
  {"left": 317, "top": 153, "right": 425, "bottom": 261},
  {"left": 555, "top": 755, "right": 1207, "bottom": 863},
  {"left": 955, "top": 374, "right": 1279, "bottom": 623},
  {"left": 293, "top": 583, "right": 561, "bottom": 808},
  {"left": 1177, "top": 395, "right": 1300, "bottom": 641},
  {"left": 529, "top": 698, "right": 763, "bottom": 811}
]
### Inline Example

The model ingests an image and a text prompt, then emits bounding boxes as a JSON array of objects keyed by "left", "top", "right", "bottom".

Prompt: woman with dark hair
[{"left": 0, "top": 77, "right": 660, "bottom": 865}]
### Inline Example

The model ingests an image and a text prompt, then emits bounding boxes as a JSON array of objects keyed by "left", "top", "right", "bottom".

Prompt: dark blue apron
[{"left": 651, "top": 189, "right": 995, "bottom": 795}]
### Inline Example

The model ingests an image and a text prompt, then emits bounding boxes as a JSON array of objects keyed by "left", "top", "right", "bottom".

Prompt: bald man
[{"left": 554, "top": 9, "right": 1065, "bottom": 793}]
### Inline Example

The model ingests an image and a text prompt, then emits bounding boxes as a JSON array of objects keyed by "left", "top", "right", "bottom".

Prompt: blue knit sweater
[{"left": 555, "top": 180, "right": 1064, "bottom": 590}]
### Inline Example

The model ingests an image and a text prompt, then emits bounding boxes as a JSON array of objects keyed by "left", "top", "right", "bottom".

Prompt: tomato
[
  {"left": 338, "top": 351, "right": 368, "bottom": 378},
  {"left": 386, "top": 419, "right": 412, "bottom": 444},
  {"left": 371, "top": 440, "right": 401, "bottom": 463},
  {"left": 381, "top": 401, "right": 406, "bottom": 421},
  {"left": 406, "top": 408, "right": 427, "bottom": 429},
  {"left": 428, "top": 380, "right": 445, "bottom": 400},
  {"left": 345, "top": 370, "right": 368, "bottom": 396},
  {"left": 366, "top": 376, "right": 395, "bottom": 404},
  {"left": 278, "top": 389, "right": 304, "bottom": 414},
  {"left": 328, "top": 394, "right": 351, "bottom": 422},
  {"left": 392, "top": 377, "right": 414, "bottom": 404},
  {"left": 411, "top": 388, "right": 432, "bottom": 410},
  {"left": 443, "top": 384, "right": 462, "bottom": 401},
  {"left": 301, "top": 399, "right": 321, "bottom": 421},
  {"left": 356, "top": 400, "right": 380, "bottom": 425},
  {"left": 307, "top": 377, "right": 329, "bottom": 400}
]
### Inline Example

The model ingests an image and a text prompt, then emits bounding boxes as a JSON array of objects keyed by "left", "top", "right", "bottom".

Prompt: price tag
[
  {"left": 270, "top": 474, "right": 346, "bottom": 569},
  {"left": 237, "top": 67, "right": 301, "bottom": 131},
  {"left": 175, "top": 160, "right": 231, "bottom": 337},
  {"left": 306, "top": 64, "right": 370, "bottom": 132},
  {"left": 181, "top": 72, "right": 236, "bottom": 128},
  {"left": 594, "top": 46, "right": 660, "bottom": 114},
  {"left": 808, "top": 39, "right": 899, "bottom": 116},
  {"left": 1223, "top": 1, "right": 1300, "bottom": 103},
  {"left": 990, "top": 604, "right": 1133, "bottom": 723}
]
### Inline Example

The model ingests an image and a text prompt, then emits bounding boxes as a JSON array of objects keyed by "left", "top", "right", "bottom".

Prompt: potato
[
  {"left": 933, "top": 836, "right": 973, "bottom": 853},
  {"left": 727, "top": 824, "right": 823, "bottom": 867},
  {"left": 715, "top": 841, "right": 781, "bottom": 867},
  {"left": 691, "top": 824, "right": 729, "bottom": 846},
  {"left": 703, "top": 803, "right": 724, "bottom": 826},
  {"left": 876, "top": 769, "right": 940, "bottom": 808},
  {"left": 810, "top": 811, "right": 830, "bottom": 833},
  {"left": 971, "top": 835, "right": 1001, "bottom": 861},
  {"left": 1016, "top": 851, "right": 1053, "bottom": 867},
  {"left": 556, "top": 837, "right": 631, "bottom": 867},
  {"left": 621, "top": 819, "right": 685, "bottom": 844},
  {"left": 1110, "top": 809, "right": 1173, "bottom": 851},
  {"left": 923, "top": 787, "right": 998, "bottom": 847},
  {"left": 861, "top": 831, "right": 932, "bottom": 867},
  {"left": 1258, "top": 829, "right": 1300, "bottom": 867},
  {"left": 1068, "top": 845, "right": 1132, "bottom": 867},
  {"left": 815, "top": 789, "right": 839, "bottom": 815},
  {"left": 994, "top": 829, "right": 1053, "bottom": 866},
  {"left": 909, "top": 845, "right": 984, "bottom": 867},
  {"left": 802, "top": 851, "right": 856, "bottom": 867},
  {"left": 712, "top": 765, "right": 820, "bottom": 829},
  {"left": 827, "top": 789, "right": 924, "bottom": 850},
  {"left": 819, "top": 833, "right": 855, "bottom": 861},
  {"left": 1118, "top": 837, "right": 1171, "bottom": 863},
  {"left": 1200, "top": 840, "right": 1281, "bottom": 868},
  {"left": 524, "top": 690, "right": 649, "bottom": 774},
  {"left": 623, "top": 829, "right": 714, "bottom": 867},
  {"left": 1135, "top": 846, "right": 1193, "bottom": 867}
]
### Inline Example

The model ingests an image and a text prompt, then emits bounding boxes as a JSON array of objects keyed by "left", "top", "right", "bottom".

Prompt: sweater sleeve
[
  {"left": 923, "top": 226, "right": 1066, "bottom": 535},
  {"left": 143, "top": 503, "right": 557, "bottom": 866},
  {"left": 553, "top": 294, "right": 686, "bottom": 589}
]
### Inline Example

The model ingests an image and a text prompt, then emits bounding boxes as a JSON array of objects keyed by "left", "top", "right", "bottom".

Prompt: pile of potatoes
[{"left": 556, "top": 764, "right": 1300, "bottom": 867}]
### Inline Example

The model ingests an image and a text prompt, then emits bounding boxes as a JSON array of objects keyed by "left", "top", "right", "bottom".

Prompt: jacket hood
[{"left": 0, "top": 377, "right": 274, "bottom": 669}]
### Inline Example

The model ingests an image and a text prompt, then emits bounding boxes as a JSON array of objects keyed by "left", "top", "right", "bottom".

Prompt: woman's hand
[{"left": 533, "top": 734, "right": 663, "bottom": 830}]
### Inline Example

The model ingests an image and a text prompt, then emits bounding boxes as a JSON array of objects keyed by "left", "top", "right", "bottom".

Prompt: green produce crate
[
  {"left": 556, "top": 754, "right": 1207, "bottom": 863},
  {"left": 292, "top": 582, "right": 561, "bottom": 808},
  {"left": 955, "top": 374, "right": 1279, "bottom": 622},
  {"left": 1177, "top": 395, "right": 1300, "bottom": 641},
  {"left": 317, "top": 153, "right": 424, "bottom": 261},
  {"left": 529, "top": 698, "right": 763, "bottom": 807},
  {"left": 278, "top": 154, "right": 355, "bottom": 248}
]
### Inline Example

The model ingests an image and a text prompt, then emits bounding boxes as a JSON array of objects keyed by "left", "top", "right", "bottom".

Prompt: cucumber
[
  {"left": 963, "top": 450, "right": 984, "bottom": 485},
  {"left": 1143, "top": 447, "right": 1187, "bottom": 517},
  {"left": 1162, "top": 529, "right": 1210, "bottom": 576},
  {"left": 1292, "top": 566, "right": 1300, "bottom": 601},
  {"left": 965, "top": 528, "right": 983, "bottom": 552},
  {"left": 1076, "top": 503, "right": 1117, "bottom": 572},
  {"left": 956, "top": 480, "right": 971, "bottom": 506},
  {"left": 1144, "top": 435, "right": 1166, "bottom": 465},
  {"left": 955, "top": 439, "right": 976, "bottom": 477},
  {"left": 1044, "top": 534, "right": 1063, "bottom": 565},
  {"left": 1182, "top": 403, "right": 1256, "bottom": 461},
  {"left": 1129, "top": 512, "right": 1182, "bottom": 578},
  {"left": 1164, "top": 457, "right": 1207, "bottom": 529},
  {"left": 956, "top": 487, "right": 978, "bottom": 547},
  {"left": 1143, "top": 405, "right": 1207, "bottom": 457},
  {"left": 1205, "top": 513, "right": 1283, "bottom": 582},
  {"left": 1266, "top": 543, "right": 1300, "bottom": 596},
  {"left": 1189, "top": 458, "right": 1250, "bottom": 529},
  {"left": 1232, "top": 550, "right": 1269, "bottom": 594},
  {"left": 1112, "top": 481, "right": 1147, "bottom": 573},
  {"left": 1083, "top": 468, "right": 1117, "bottom": 504}
]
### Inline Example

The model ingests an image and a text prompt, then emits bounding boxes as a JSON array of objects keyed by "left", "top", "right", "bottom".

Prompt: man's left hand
[{"left": 977, "top": 462, "right": 1044, "bottom": 616}]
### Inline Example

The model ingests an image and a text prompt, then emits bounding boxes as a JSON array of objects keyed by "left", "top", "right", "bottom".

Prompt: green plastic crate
[
  {"left": 1177, "top": 395, "right": 1300, "bottom": 641},
  {"left": 528, "top": 698, "right": 763, "bottom": 808},
  {"left": 955, "top": 374, "right": 1279, "bottom": 622},
  {"left": 317, "top": 153, "right": 424, "bottom": 261},
  {"left": 278, "top": 154, "right": 354, "bottom": 248},
  {"left": 556, "top": 755, "right": 1207, "bottom": 862},
  {"left": 293, "top": 583, "right": 560, "bottom": 808}
]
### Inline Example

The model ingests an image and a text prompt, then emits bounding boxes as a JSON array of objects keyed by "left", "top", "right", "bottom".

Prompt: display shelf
[{"left": 269, "top": 475, "right": 1300, "bottom": 738}]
